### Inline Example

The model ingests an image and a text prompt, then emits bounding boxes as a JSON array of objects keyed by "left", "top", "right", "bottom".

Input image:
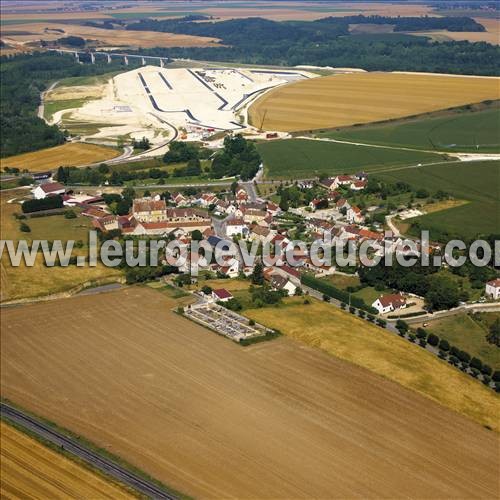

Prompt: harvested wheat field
[
  {"left": 249, "top": 72, "right": 500, "bottom": 131},
  {"left": 1, "top": 23, "right": 221, "bottom": 49},
  {"left": 0, "top": 421, "right": 133, "bottom": 499},
  {"left": 0, "top": 142, "right": 120, "bottom": 172},
  {"left": 1, "top": 287, "right": 498, "bottom": 499}
]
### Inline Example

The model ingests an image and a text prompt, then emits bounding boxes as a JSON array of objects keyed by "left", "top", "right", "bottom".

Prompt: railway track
[{"left": 0, "top": 402, "right": 178, "bottom": 500}]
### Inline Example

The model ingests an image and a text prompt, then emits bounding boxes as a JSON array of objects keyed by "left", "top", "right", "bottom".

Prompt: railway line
[{"left": 0, "top": 402, "right": 178, "bottom": 500}]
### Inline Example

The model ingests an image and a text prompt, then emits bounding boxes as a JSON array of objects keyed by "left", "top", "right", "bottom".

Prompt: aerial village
[{"left": 25, "top": 164, "right": 500, "bottom": 347}]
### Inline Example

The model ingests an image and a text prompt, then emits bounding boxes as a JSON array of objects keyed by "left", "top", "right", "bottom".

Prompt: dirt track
[{"left": 1, "top": 287, "right": 499, "bottom": 499}]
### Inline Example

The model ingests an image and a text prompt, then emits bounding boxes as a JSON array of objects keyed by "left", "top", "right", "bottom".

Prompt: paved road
[{"left": 0, "top": 402, "right": 177, "bottom": 500}]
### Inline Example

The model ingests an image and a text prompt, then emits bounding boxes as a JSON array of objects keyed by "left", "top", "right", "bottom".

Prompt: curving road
[{"left": 0, "top": 402, "right": 178, "bottom": 500}]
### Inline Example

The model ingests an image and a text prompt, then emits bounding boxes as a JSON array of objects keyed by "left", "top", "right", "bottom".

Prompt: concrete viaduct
[{"left": 48, "top": 48, "right": 168, "bottom": 67}]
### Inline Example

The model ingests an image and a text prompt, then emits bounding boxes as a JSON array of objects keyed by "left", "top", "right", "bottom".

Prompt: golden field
[
  {"left": 0, "top": 142, "right": 120, "bottom": 172},
  {"left": 1, "top": 287, "right": 498, "bottom": 499},
  {"left": 1, "top": 23, "right": 221, "bottom": 50},
  {"left": 408, "top": 18, "right": 500, "bottom": 45},
  {"left": 0, "top": 190, "right": 122, "bottom": 302},
  {"left": 0, "top": 421, "right": 134, "bottom": 499},
  {"left": 245, "top": 298, "right": 500, "bottom": 432},
  {"left": 249, "top": 72, "right": 500, "bottom": 131}
]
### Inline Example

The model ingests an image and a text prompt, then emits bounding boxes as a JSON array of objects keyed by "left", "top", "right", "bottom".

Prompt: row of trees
[{"left": 395, "top": 320, "right": 499, "bottom": 391}]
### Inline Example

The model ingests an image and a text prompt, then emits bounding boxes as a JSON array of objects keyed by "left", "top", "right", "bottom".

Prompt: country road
[
  {"left": 38, "top": 80, "right": 59, "bottom": 121},
  {"left": 0, "top": 402, "right": 178, "bottom": 500}
]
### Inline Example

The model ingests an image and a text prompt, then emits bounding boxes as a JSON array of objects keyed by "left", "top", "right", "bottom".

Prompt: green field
[
  {"left": 376, "top": 160, "right": 500, "bottom": 239},
  {"left": 44, "top": 98, "right": 87, "bottom": 121},
  {"left": 413, "top": 312, "right": 500, "bottom": 370},
  {"left": 257, "top": 139, "right": 446, "bottom": 179},
  {"left": 319, "top": 106, "right": 500, "bottom": 153}
]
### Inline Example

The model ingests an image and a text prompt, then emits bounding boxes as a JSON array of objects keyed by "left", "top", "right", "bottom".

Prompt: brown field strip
[
  {"left": 1, "top": 22, "right": 221, "bottom": 49},
  {"left": 0, "top": 421, "right": 133, "bottom": 499},
  {"left": 0, "top": 142, "right": 120, "bottom": 172},
  {"left": 1, "top": 287, "right": 498, "bottom": 499},
  {"left": 249, "top": 72, "right": 500, "bottom": 131}
]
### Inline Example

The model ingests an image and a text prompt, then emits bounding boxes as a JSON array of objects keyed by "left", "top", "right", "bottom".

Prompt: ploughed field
[
  {"left": 0, "top": 421, "right": 133, "bottom": 499},
  {"left": 1, "top": 287, "right": 498, "bottom": 499},
  {"left": 249, "top": 72, "right": 500, "bottom": 132}
]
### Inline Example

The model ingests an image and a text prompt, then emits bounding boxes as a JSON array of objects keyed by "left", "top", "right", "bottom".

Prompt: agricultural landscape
[{"left": 1, "top": 1, "right": 499, "bottom": 498}]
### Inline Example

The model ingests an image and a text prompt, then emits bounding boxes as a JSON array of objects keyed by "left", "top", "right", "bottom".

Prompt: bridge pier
[
  {"left": 124, "top": 56, "right": 129, "bottom": 66},
  {"left": 141, "top": 57, "right": 146, "bottom": 66},
  {"left": 107, "top": 53, "right": 111, "bottom": 64},
  {"left": 160, "top": 58, "right": 164, "bottom": 68},
  {"left": 90, "top": 52, "right": 95, "bottom": 64}
]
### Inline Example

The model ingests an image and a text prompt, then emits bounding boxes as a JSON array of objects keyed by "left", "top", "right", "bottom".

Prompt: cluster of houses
[{"left": 27, "top": 174, "right": 500, "bottom": 312}]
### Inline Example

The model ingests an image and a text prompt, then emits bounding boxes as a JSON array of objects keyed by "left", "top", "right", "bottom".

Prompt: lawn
[
  {"left": 352, "top": 286, "right": 388, "bottom": 305},
  {"left": 412, "top": 312, "right": 500, "bottom": 370},
  {"left": 0, "top": 191, "right": 122, "bottom": 302},
  {"left": 322, "top": 273, "right": 361, "bottom": 290},
  {"left": 375, "top": 160, "right": 500, "bottom": 239},
  {"left": 44, "top": 98, "right": 87, "bottom": 121},
  {"left": 245, "top": 297, "right": 500, "bottom": 431},
  {"left": 256, "top": 138, "right": 446, "bottom": 180},
  {"left": 321, "top": 105, "right": 500, "bottom": 153}
]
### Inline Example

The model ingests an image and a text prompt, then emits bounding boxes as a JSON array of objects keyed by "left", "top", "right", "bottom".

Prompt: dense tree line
[
  {"left": 22, "top": 195, "right": 63, "bottom": 213},
  {"left": 1, "top": 52, "right": 136, "bottom": 158},
  {"left": 319, "top": 15, "right": 485, "bottom": 32},
  {"left": 123, "top": 16, "right": 499, "bottom": 75}
]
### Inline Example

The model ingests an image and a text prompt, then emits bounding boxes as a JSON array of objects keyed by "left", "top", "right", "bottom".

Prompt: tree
[
  {"left": 470, "top": 357, "right": 483, "bottom": 370},
  {"left": 425, "top": 275, "right": 460, "bottom": 311},
  {"left": 438, "top": 338, "right": 450, "bottom": 351},
  {"left": 19, "top": 222, "right": 31, "bottom": 232},
  {"left": 486, "top": 318, "right": 500, "bottom": 346},
  {"left": 143, "top": 190, "right": 151, "bottom": 197},
  {"left": 98, "top": 163, "right": 110, "bottom": 174},
  {"left": 427, "top": 333, "right": 439, "bottom": 346},
  {"left": 56, "top": 166, "right": 67, "bottom": 184},
  {"left": 191, "top": 229, "right": 203, "bottom": 241},
  {"left": 64, "top": 210, "right": 76, "bottom": 219},
  {"left": 201, "top": 285, "right": 212, "bottom": 295},
  {"left": 395, "top": 319, "right": 409, "bottom": 333},
  {"left": 416, "top": 327, "right": 427, "bottom": 339},
  {"left": 251, "top": 261, "right": 264, "bottom": 285},
  {"left": 230, "top": 181, "right": 238, "bottom": 195}
]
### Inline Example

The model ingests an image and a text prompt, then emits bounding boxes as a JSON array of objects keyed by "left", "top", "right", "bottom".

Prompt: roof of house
[
  {"left": 487, "top": 278, "right": 500, "bottom": 288},
  {"left": 133, "top": 199, "right": 167, "bottom": 212},
  {"left": 271, "top": 275, "right": 290, "bottom": 290},
  {"left": 375, "top": 294, "right": 407, "bottom": 308},
  {"left": 336, "top": 175, "right": 353, "bottom": 182},
  {"left": 226, "top": 218, "right": 246, "bottom": 226},
  {"left": 213, "top": 288, "right": 233, "bottom": 300},
  {"left": 39, "top": 182, "right": 64, "bottom": 193}
]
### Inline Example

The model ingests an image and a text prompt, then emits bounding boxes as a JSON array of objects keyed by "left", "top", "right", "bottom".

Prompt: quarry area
[{"left": 48, "top": 66, "right": 313, "bottom": 151}]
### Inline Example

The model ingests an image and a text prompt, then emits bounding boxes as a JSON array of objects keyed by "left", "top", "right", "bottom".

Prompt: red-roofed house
[
  {"left": 347, "top": 205, "right": 364, "bottom": 223},
  {"left": 212, "top": 288, "right": 233, "bottom": 302},
  {"left": 485, "top": 279, "right": 500, "bottom": 300},
  {"left": 372, "top": 294, "right": 407, "bottom": 315},
  {"left": 32, "top": 182, "right": 65, "bottom": 200}
]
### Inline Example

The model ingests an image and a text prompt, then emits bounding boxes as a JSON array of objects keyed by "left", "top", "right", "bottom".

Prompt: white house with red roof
[
  {"left": 212, "top": 288, "right": 233, "bottom": 302},
  {"left": 347, "top": 205, "right": 364, "bottom": 223},
  {"left": 32, "top": 182, "right": 65, "bottom": 200},
  {"left": 225, "top": 218, "right": 248, "bottom": 238},
  {"left": 485, "top": 279, "right": 500, "bottom": 300},
  {"left": 350, "top": 180, "right": 367, "bottom": 191},
  {"left": 372, "top": 294, "right": 407, "bottom": 315}
]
